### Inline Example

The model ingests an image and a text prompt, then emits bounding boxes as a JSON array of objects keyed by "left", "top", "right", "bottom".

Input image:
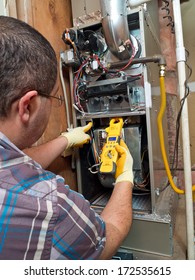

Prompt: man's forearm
[
  {"left": 23, "top": 124, "right": 92, "bottom": 168},
  {"left": 99, "top": 181, "right": 133, "bottom": 259},
  {"left": 23, "top": 135, "right": 69, "bottom": 168}
]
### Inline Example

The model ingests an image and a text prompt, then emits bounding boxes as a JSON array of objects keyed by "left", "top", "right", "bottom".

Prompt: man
[{"left": 0, "top": 15, "right": 134, "bottom": 260}]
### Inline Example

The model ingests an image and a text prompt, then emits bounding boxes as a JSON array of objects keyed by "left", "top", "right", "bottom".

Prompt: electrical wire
[
  {"left": 62, "top": 29, "right": 82, "bottom": 63},
  {"left": 116, "top": 40, "right": 136, "bottom": 73},
  {"left": 59, "top": 54, "right": 72, "bottom": 129},
  {"left": 73, "top": 104, "right": 109, "bottom": 116},
  {"left": 133, "top": 148, "right": 150, "bottom": 192},
  {"left": 71, "top": 38, "right": 138, "bottom": 114},
  {"left": 160, "top": 49, "right": 192, "bottom": 193},
  {"left": 161, "top": 0, "right": 175, "bottom": 34},
  {"left": 87, "top": 130, "right": 101, "bottom": 174},
  {"left": 171, "top": 50, "right": 192, "bottom": 173}
]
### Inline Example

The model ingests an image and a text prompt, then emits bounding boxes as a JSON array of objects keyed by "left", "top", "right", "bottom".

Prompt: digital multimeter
[{"left": 99, "top": 118, "right": 124, "bottom": 177}]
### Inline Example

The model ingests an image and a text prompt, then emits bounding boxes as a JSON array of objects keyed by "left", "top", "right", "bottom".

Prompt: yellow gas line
[{"left": 157, "top": 66, "right": 195, "bottom": 194}]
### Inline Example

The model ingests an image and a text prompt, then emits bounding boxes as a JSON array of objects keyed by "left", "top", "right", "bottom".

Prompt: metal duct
[
  {"left": 100, "top": 0, "right": 132, "bottom": 60},
  {"left": 128, "top": 0, "right": 152, "bottom": 8}
]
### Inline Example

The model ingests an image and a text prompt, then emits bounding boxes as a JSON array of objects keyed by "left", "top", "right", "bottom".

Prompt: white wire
[
  {"left": 88, "top": 163, "right": 100, "bottom": 174},
  {"left": 73, "top": 104, "right": 110, "bottom": 116},
  {"left": 59, "top": 54, "right": 72, "bottom": 129}
]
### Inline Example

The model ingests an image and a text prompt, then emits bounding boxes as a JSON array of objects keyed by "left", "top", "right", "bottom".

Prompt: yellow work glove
[
  {"left": 115, "top": 139, "right": 134, "bottom": 184},
  {"left": 61, "top": 122, "right": 92, "bottom": 149}
]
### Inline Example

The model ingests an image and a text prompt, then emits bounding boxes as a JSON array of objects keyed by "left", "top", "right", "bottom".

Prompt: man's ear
[{"left": 18, "top": 91, "right": 38, "bottom": 123}]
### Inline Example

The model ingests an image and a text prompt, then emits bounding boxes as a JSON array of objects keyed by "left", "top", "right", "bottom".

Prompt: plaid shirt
[{"left": 0, "top": 132, "right": 106, "bottom": 260}]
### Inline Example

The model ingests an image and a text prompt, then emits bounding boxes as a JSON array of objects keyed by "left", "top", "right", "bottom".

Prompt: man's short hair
[{"left": 0, "top": 16, "right": 57, "bottom": 117}]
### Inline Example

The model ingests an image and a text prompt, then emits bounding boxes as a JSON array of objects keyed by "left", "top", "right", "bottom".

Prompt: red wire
[{"left": 117, "top": 40, "right": 136, "bottom": 72}]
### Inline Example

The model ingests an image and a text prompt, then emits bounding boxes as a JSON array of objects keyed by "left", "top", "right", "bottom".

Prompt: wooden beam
[
  {"left": 14, "top": 0, "right": 77, "bottom": 190},
  {"left": 16, "top": 0, "right": 33, "bottom": 24},
  {"left": 32, "top": 0, "right": 76, "bottom": 189},
  {"left": 8, "top": 0, "right": 18, "bottom": 18}
]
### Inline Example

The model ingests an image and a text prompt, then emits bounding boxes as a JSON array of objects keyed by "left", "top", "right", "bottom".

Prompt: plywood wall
[{"left": 15, "top": 0, "right": 77, "bottom": 190}]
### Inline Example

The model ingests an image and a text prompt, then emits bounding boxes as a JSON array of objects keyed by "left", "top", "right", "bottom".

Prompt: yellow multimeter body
[{"left": 100, "top": 118, "right": 124, "bottom": 175}]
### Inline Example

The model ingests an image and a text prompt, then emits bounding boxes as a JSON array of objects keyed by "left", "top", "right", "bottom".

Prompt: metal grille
[{"left": 91, "top": 191, "right": 151, "bottom": 214}]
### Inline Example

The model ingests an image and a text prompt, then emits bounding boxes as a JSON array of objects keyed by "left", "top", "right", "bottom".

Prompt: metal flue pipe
[{"left": 100, "top": 0, "right": 132, "bottom": 60}]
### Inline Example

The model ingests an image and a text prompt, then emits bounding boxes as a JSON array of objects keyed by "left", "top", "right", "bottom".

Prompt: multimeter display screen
[{"left": 108, "top": 137, "right": 117, "bottom": 141}]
